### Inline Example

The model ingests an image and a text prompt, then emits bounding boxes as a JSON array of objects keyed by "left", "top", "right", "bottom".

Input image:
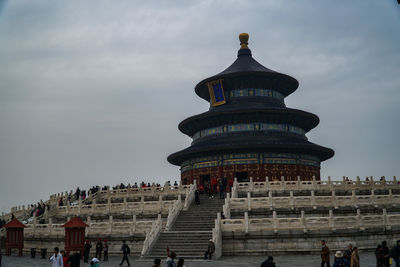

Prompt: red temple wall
[{"left": 181, "top": 163, "right": 320, "bottom": 185}]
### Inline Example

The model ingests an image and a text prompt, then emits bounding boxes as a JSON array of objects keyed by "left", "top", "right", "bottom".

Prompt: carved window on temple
[{"left": 192, "top": 123, "right": 306, "bottom": 141}]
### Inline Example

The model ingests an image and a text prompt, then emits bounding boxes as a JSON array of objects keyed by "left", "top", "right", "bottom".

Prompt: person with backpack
[
  {"left": 332, "top": 251, "right": 349, "bottom": 267},
  {"left": 120, "top": 240, "right": 131, "bottom": 266}
]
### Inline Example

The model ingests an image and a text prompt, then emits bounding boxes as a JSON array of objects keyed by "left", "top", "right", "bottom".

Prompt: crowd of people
[
  {"left": 196, "top": 177, "right": 233, "bottom": 200},
  {"left": 317, "top": 239, "right": 400, "bottom": 267}
]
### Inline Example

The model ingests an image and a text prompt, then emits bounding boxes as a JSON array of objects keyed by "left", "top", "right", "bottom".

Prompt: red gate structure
[
  {"left": 4, "top": 218, "right": 25, "bottom": 256},
  {"left": 62, "top": 217, "right": 88, "bottom": 257}
]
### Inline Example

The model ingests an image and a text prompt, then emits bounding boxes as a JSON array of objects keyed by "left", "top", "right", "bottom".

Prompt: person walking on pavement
[
  {"left": 95, "top": 239, "right": 103, "bottom": 259},
  {"left": 103, "top": 240, "right": 109, "bottom": 261},
  {"left": 204, "top": 239, "right": 215, "bottom": 260},
  {"left": 321, "top": 240, "right": 331, "bottom": 267},
  {"left": 49, "top": 247, "right": 63, "bottom": 267},
  {"left": 351, "top": 247, "right": 359, "bottom": 267},
  {"left": 391, "top": 240, "right": 400, "bottom": 267},
  {"left": 84, "top": 240, "right": 92, "bottom": 263},
  {"left": 119, "top": 240, "right": 131, "bottom": 266}
]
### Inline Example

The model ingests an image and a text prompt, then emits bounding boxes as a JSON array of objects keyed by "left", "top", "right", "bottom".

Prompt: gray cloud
[{"left": 0, "top": 0, "right": 399, "bottom": 212}]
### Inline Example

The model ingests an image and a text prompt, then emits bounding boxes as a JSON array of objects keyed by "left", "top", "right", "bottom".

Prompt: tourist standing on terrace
[
  {"left": 211, "top": 177, "right": 217, "bottom": 195},
  {"left": 120, "top": 240, "right": 131, "bottom": 266},
  {"left": 95, "top": 239, "right": 103, "bottom": 259},
  {"left": 103, "top": 240, "right": 109, "bottom": 261},
  {"left": 376, "top": 245, "right": 386, "bottom": 267},
  {"left": 350, "top": 247, "right": 359, "bottom": 267},
  {"left": 84, "top": 240, "right": 92, "bottom": 263},
  {"left": 382, "top": 241, "right": 390, "bottom": 266},
  {"left": 321, "top": 240, "right": 331, "bottom": 267},
  {"left": 344, "top": 244, "right": 353, "bottom": 263},
  {"left": 49, "top": 247, "right": 63, "bottom": 267},
  {"left": 195, "top": 189, "right": 200, "bottom": 205},
  {"left": 260, "top": 256, "right": 276, "bottom": 267},
  {"left": 391, "top": 240, "right": 400, "bottom": 267}
]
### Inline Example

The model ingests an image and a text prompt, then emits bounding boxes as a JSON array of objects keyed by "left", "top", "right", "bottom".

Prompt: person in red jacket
[
  {"left": 211, "top": 177, "right": 217, "bottom": 195},
  {"left": 61, "top": 250, "right": 69, "bottom": 267}
]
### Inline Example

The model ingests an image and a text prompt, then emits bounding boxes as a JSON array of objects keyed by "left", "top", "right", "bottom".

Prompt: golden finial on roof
[{"left": 239, "top": 33, "right": 249, "bottom": 49}]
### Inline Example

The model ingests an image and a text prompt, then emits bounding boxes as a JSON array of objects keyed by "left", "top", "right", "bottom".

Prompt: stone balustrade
[
  {"left": 226, "top": 190, "right": 400, "bottom": 214},
  {"left": 141, "top": 214, "right": 163, "bottom": 256},
  {"left": 220, "top": 209, "right": 400, "bottom": 234},
  {"left": 2, "top": 182, "right": 187, "bottom": 221},
  {"left": 56, "top": 199, "right": 178, "bottom": 217},
  {"left": 234, "top": 176, "right": 398, "bottom": 193},
  {"left": 90, "top": 184, "right": 190, "bottom": 201},
  {"left": 24, "top": 215, "right": 154, "bottom": 238}
]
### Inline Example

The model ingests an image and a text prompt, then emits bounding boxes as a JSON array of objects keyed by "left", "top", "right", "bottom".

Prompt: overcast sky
[{"left": 0, "top": 0, "right": 399, "bottom": 213}]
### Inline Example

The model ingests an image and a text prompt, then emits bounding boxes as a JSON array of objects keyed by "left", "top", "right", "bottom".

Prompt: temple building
[{"left": 168, "top": 33, "right": 334, "bottom": 185}]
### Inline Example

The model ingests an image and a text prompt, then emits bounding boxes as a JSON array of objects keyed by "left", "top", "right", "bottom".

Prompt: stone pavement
[{"left": 1, "top": 253, "right": 378, "bottom": 267}]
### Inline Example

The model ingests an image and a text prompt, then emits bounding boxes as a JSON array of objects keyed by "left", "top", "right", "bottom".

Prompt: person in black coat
[
  {"left": 261, "top": 256, "right": 276, "bottom": 267},
  {"left": 84, "top": 240, "right": 92, "bottom": 263},
  {"left": 195, "top": 190, "right": 200, "bottom": 205},
  {"left": 391, "top": 240, "right": 400, "bottom": 267},
  {"left": 95, "top": 239, "right": 103, "bottom": 259}
]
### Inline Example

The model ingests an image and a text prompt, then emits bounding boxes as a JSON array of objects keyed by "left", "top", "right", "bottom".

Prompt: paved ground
[{"left": 1, "top": 253, "right": 378, "bottom": 266}]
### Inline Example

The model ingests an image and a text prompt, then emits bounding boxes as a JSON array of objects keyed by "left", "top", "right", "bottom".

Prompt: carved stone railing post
[
  {"left": 244, "top": 212, "right": 249, "bottom": 234},
  {"left": 48, "top": 218, "right": 53, "bottom": 235},
  {"left": 281, "top": 176, "right": 285, "bottom": 190},
  {"left": 212, "top": 212, "right": 222, "bottom": 259},
  {"left": 265, "top": 176, "right": 269, "bottom": 191},
  {"left": 289, "top": 191, "right": 294, "bottom": 210},
  {"left": 311, "top": 190, "right": 316, "bottom": 209},
  {"left": 383, "top": 208, "right": 388, "bottom": 230},
  {"left": 371, "top": 189, "right": 377, "bottom": 208},
  {"left": 232, "top": 178, "right": 238, "bottom": 198},
  {"left": 247, "top": 192, "right": 251, "bottom": 211},
  {"left": 272, "top": 211, "right": 277, "bottom": 233},
  {"left": 158, "top": 195, "right": 163, "bottom": 213},
  {"left": 357, "top": 209, "right": 363, "bottom": 231},
  {"left": 301, "top": 210, "right": 306, "bottom": 233},
  {"left": 109, "top": 215, "right": 113, "bottom": 234},
  {"left": 394, "top": 176, "right": 398, "bottom": 184},
  {"left": 123, "top": 197, "right": 127, "bottom": 212},
  {"left": 329, "top": 210, "right": 335, "bottom": 231},
  {"left": 131, "top": 214, "right": 136, "bottom": 235},
  {"left": 268, "top": 191, "right": 273, "bottom": 210},
  {"left": 249, "top": 177, "right": 253, "bottom": 191},
  {"left": 332, "top": 190, "right": 337, "bottom": 209},
  {"left": 352, "top": 190, "right": 357, "bottom": 208},
  {"left": 184, "top": 181, "right": 196, "bottom": 210},
  {"left": 223, "top": 193, "right": 231, "bottom": 219},
  {"left": 297, "top": 176, "right": 301, "bottom": 191}
]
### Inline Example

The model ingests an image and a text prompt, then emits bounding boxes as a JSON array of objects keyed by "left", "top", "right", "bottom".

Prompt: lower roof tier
[
  {"left": 178, "top": 107, "right": 319, "bottom": 136},
  {"left": 167, "top": 134, "right": 334, "bottom": 166}
]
